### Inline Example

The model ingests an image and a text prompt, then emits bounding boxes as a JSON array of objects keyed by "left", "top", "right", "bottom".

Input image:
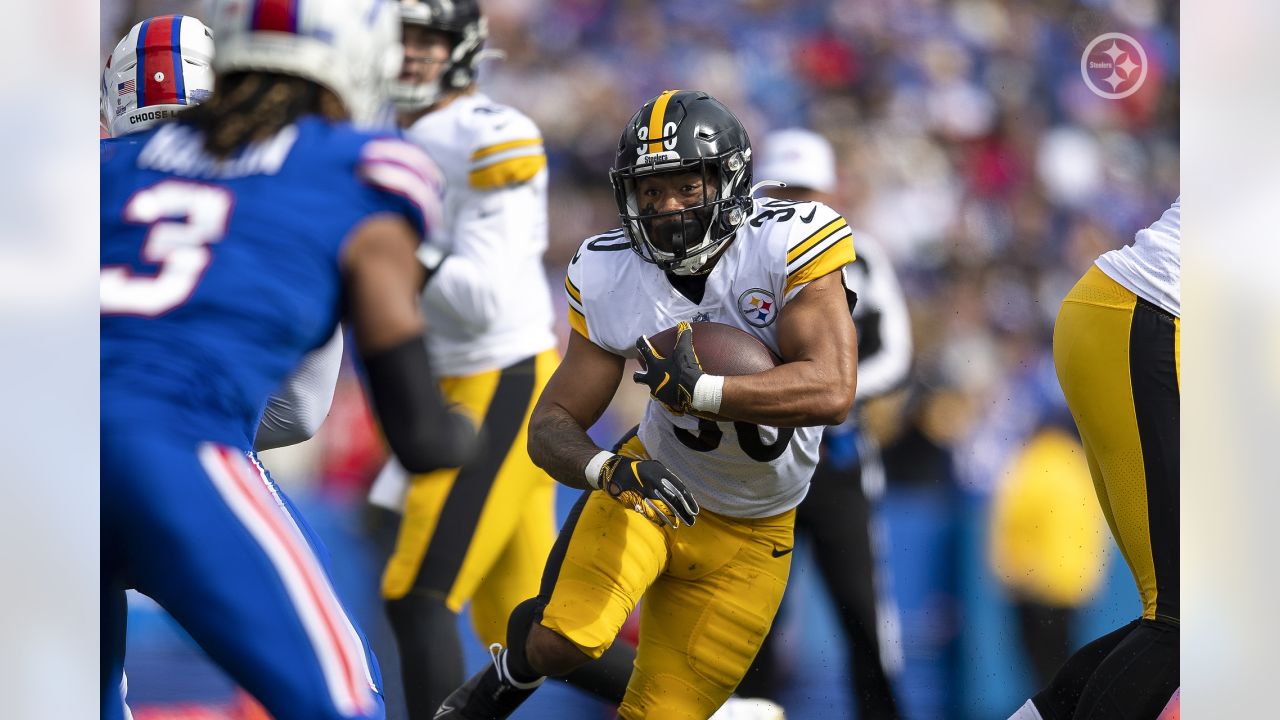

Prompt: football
[{"left": 641, "top": 321, "right": 780, "bottom": 376}]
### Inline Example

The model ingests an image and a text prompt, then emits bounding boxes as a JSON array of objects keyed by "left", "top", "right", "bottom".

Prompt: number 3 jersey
[
  {"left": 565, "top": 199, "right": 856, "bottom": 518},
  {"left": 101, "top": 117, "right": 443, "bottom": 446}
]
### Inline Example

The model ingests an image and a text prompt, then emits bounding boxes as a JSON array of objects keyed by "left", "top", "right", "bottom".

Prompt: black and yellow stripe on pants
[
  {"left": 381, "top": 349, "right": 559, "bottom": 646},
  {"left": 535, "top": 433, "right": 795, "bottom": 720},
  {"left": 1053, "top": 265, "right": 1179, "bottom": 624}
]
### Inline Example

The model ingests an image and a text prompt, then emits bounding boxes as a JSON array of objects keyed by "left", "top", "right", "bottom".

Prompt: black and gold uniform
[
  {"left": 1012, "top": 198, "right": 1180, "bottom": 720},
  {"left": 434, "top": 88, "right": 858, "bottom": 720},
  {"left": 365, "top": 4, "right": 560, "bottom": 716}
]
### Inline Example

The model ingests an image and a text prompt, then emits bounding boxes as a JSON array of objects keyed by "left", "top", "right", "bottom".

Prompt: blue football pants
[{"left": 102, "top": 424, "right": 384, "bottom": 720}]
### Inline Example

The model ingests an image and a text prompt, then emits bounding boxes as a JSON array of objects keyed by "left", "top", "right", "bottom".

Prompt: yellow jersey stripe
[
  {"left": 471, "top": 138, "right": 542, "bottom": 161},
  {"left": 784, "top": 233, "right": 856, "bottom": 296},
  {"left": 564, "top": 275, "right": 582, "bottom": 304},
  {"left": 468, "top": 154, "right": 547, "bottom": 189},
  {"left": 567, "top": 306, "right": 588, "bottom": 338},
  {"left": 786, "top": 217, "right": 848, "bottom": 264},
  {"left": 646, "top": 90, "right": 679, "bottom": 154}
]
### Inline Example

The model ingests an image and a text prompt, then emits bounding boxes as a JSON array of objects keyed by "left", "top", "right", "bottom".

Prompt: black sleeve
[{"left": 361, "top": 335, "right": 480, "bottom": 473}]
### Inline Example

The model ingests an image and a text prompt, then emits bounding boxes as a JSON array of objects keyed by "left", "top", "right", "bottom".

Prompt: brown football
[{"left": 641, "top": 321, "right": 780, "bottom": 376}]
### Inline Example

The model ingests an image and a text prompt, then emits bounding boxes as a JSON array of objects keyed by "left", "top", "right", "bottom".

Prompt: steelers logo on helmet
[{"left": 610, "top": 90, "right": 754, "bottom": 276}]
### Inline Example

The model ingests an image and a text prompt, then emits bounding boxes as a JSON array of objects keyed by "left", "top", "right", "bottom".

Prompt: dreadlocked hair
[{"left": 179, "top": 71, "right": 346, "bottom": 159}]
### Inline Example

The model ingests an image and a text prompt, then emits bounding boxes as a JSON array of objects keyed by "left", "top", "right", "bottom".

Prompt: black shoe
[{"left": 434, "top": 643, "right": 544, "bottom": 719}]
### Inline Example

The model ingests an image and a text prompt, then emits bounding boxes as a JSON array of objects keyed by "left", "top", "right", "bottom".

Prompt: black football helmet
[
  {"left": 394, "top": 0, "right": 488, "bottom": 110},
  {"left": 610, "top": 90, "right": 754, "bottom": 276}
]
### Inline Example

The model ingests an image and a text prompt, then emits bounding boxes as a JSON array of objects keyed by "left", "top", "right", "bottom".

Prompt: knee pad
[{"left": 504, "top": 597, "right": 547, "bottom": 680}]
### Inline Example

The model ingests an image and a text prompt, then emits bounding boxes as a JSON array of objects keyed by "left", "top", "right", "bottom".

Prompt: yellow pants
[
  {"left": 1053, "top": 266, "right": 1180, "bottom": 623},
  {"left": 381, "top": 349, "right": 559, "bottom": 645},
  {"left": 539, "top": 435, "right": 796, "bottom": 719}
]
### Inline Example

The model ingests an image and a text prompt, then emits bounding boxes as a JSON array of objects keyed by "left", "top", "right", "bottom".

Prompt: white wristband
[
  {"left": 584, "top": 450, "right": 614, "bottom": 490},
  {"left": 690, "top": 374, "right": 725, "bottom": 415}
]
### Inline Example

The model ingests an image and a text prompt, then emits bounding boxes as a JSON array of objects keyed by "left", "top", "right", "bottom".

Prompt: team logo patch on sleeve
[{"left": 738, "top": 288, "right": 777, "bottom": 327}]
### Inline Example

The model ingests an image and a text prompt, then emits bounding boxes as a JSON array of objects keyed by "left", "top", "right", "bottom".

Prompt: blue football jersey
[{"left": 101, "top": 116, "right": 443, "bottom": 445}]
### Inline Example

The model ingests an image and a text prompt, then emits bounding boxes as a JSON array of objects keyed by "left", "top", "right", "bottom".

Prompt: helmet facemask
[
  {"left": 393, "top": 10, "right": 487, "bottom": 112},
  {"left": 612, "top": 149, "right": 751, "bottom": 276}
]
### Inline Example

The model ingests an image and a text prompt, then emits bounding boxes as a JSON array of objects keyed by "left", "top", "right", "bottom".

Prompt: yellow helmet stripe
[{"left": 646, "top": 89, "right": 680, "bottom": 154}]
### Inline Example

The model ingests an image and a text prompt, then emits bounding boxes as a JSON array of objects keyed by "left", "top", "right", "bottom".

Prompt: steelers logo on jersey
[{"left": 738, "top": 288, "right": 777, "bottom": 327}]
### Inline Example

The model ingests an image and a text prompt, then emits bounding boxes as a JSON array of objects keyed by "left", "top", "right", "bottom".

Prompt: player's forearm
[
  {"left": 716, "top": 359, "right": 857, "bottom": 427},
  {"left": 363, "top": 336, "right": 479, "bottom": 473},
  {"left": 527, "top": 403, "right": 603, "bottom": 491}
]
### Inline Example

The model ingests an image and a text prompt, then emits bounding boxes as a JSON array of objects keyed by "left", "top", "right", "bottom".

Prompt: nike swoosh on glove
[
  {"left": 597, "top": 455, "right": 700, "bottom": 528},
  {"left": 633, "top": 321, "right": 704, "bottom": 415}
]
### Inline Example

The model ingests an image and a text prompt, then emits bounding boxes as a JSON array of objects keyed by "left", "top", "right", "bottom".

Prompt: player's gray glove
[{"left": 596, "top": 455, "right": 700, "bottom": 528}]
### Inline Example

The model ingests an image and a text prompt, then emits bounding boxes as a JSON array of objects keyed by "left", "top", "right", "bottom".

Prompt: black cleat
[{"left": 434, "top": 643, "right": 544, "bottom": 719}]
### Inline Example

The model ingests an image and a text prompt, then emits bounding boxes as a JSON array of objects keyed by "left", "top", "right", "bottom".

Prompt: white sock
[{"left": 1007, "top": 699, "right": 1045, "bottom": 720}]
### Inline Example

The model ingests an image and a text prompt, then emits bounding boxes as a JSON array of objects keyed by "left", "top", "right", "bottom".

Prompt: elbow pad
[{"left": 362, "top": 335, "right": 480, "bottom": 473}]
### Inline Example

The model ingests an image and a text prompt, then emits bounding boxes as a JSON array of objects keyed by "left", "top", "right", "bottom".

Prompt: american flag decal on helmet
[{"left": 118, "top": 79, "right": 136, "bottom": 96}]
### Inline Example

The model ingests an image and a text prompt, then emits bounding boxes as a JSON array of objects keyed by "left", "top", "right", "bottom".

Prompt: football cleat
[
  {"left": 709, "top": 696, "right": 788, "bottom": 720},
  {"left": 434, "top": 643, "right": 543, "bottom": 719}
]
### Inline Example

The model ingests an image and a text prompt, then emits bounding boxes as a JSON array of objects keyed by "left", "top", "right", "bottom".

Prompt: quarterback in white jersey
[
  {"left": 368, "top": 2, "right": 561, "bottom": 718},
  {"left": 435, "top": 90, "right": 858, "bottom": 720},
  {"left": 400, "top": 91, "right": 555, "bottom": 373}
]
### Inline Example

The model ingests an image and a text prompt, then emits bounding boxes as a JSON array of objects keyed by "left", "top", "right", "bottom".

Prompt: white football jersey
[
  {"left": 401, "top": 92, "right": 556, "bottom": 375},
  {"left": 1095, "top": 197, "right": 1181, "bottom": 318},
  {"left": 565, "top": 198, "right": 857, "bottom": 518}
]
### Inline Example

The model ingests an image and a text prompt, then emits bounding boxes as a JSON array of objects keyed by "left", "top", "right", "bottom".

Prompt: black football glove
[
  {"left": 597, "top": 455, "right": 700, "bottom": 528},
  {"left": 633, "top": 321, "right": 705, "bottom": 415}
]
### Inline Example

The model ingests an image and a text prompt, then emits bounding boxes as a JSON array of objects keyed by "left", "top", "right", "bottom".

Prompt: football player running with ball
[{"left": 435, "top": 89, "right": 860, "bottom": 719}]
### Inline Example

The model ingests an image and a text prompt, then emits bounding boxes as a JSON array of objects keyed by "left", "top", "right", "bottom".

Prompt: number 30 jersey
[{"left": 565, "top": 198, "right": 856, "bottom": 518}]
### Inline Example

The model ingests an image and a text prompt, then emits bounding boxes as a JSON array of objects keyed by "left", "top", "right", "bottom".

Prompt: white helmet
[
  {"left": 101, "top": 15, "right": 215, "bottom": 138},
  {"left": 206, "top": 0, "right": 403, "bottom": 127}
]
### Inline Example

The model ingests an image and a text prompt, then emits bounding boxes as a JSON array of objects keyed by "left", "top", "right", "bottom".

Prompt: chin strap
[{"left": 672, "top": 249, "right": 712, "bottom": 276}]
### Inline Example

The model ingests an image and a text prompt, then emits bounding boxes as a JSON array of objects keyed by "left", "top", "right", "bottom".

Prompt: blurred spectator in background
[
  {"left": 737, "top": 128, "right": 911, "bottom": 720},
  {"left": 988, "top": 417, "right": 1109, "bottom": 687}
]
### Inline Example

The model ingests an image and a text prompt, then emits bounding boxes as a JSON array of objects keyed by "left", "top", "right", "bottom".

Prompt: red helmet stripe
[
  {"left": 137, "top": 15, "right": 180, "bottom": 107},
  {"left": 252, "top": 0, "right": 299, "bottom": 34}
]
